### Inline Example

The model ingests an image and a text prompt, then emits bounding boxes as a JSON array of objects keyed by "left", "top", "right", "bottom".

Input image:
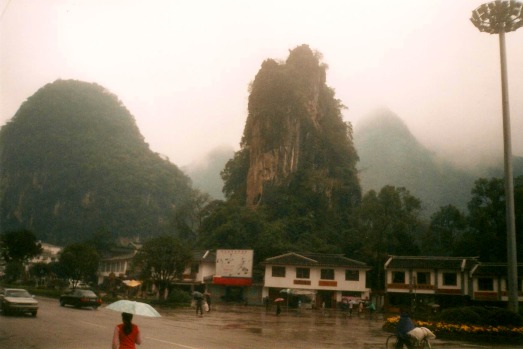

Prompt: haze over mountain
[
  {"left": 182, "top": 145, "right": 233, "bottom": 200},
  {"left": 354, "top": 108, "right": 476, "bottom": 214},
  {"left": 187, "top": 107, "right": 523, "bottom": 217},
  {"left": 0, "top": 80, "right": 195, "bottom": 244}
]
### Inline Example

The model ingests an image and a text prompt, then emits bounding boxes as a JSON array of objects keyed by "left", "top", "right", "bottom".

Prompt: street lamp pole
[{"left": 470, "top": 0, "right": 523, "bottom": 313}]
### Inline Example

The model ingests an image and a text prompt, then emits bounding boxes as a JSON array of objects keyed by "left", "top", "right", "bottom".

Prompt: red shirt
[{"left": 112, "top": 323, "right": 141, "bottom": 349}]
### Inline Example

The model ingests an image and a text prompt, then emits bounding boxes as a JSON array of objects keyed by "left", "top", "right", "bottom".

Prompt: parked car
[
  {"left": 0, "top": 288, "right": 39, "bottom": 317},
  {"left": 60, "top": 289, "right": 102, "bottom": 309}
]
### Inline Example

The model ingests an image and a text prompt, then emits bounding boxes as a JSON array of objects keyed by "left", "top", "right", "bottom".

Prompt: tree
[
  {"left": 1, "top": 229, "right": 42, "bottom": 263},
  {"left": 58, "top": 243, "right": 99, "bottom": 288},
  {"left": 29, "top": 262, "right": 53, "bottom": 287},
  {"left": 352, "top": 186, "right": 422, "bottom": 290},
  {"left": 132, "top": 235, "right": 192, "bottom": 300},
  {"left": 455, "top": 176, "right": 523, "bottom": 262},
  {"left": 171, "top": 189, "right": 212, "bottom": 242},
  {"left": 423, "top": 205, "right": 467, "bottom": 256},
  {"left": 464, "top": 178, "right": 506, "bottom": 262}
]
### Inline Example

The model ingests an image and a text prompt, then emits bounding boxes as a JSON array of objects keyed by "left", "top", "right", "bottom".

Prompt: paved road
[{"left": 0, "top": 297, "right": 520, "bottom": 349}]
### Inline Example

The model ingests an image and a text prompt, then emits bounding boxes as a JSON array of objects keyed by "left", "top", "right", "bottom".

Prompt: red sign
[
  {"left": 318, "top": 280, "right": 337, "bottom": 287},
  {"left": 294, "top": 279, "right": 311, "bottom": 285},
  {"left": 213, "top": 276, "right": 252, "bottom": 286}
]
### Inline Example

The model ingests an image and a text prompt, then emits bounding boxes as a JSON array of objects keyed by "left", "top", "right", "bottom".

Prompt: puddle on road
[{"left": 246, "top": 327, "right": 263, "bottom": 334}]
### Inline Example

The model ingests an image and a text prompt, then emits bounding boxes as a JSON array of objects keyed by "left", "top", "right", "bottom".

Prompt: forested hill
[
  {"left": 0, "top": 79, "right": 194, "bottom": 244},
  {"left": 354, "top": 108, "right": 477, "bottom": 214}
]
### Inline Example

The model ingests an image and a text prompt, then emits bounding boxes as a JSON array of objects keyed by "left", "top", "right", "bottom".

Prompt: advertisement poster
[{"left": 215, "top": 249, "right": 253, "bottom": 278}]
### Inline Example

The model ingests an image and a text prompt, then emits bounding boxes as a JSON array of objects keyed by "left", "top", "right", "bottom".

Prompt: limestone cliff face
[{"left": 240, "top": 45, "right": 359, "bottom": 207}]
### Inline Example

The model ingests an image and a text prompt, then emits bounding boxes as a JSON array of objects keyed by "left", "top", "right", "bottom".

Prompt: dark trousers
[{"left": 395, "top": 336, "right": 414, "bottom": 349}]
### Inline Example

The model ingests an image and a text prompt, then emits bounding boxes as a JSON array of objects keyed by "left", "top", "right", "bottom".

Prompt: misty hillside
[
  {"left": 183, "top": 145, "right": 234, "bottom": 200},
  {"left": 354, "top": 109, "right": 478, "bottom": 215},
  {"left": 0, "top": 79, "right": 195, "bottom": 244}
]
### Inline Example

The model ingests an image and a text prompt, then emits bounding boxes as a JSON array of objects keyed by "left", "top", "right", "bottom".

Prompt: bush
[
  {"left": 167, "top": 288, "right": 192, "bottom": 304},
  {"left": 437, "top": 306, "right": 523, "bottom": 327},
  {"left": 162, "top": 288, "right": 192, "bottom": 306},
  {"left": 485, "top": 307, "right": 523, "bottom": 327},
  {"left": 437, "top": 307, "right": 482, "bottom": 325}
]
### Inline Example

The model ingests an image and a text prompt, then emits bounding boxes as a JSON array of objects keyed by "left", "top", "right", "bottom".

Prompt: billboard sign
[{"left": 214, "top": 250, "right": 253, "bottom": 286}]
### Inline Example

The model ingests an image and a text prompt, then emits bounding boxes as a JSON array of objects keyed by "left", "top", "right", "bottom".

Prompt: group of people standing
[{"left": 340, "top": 298, "right": 376, "bottom": 318}]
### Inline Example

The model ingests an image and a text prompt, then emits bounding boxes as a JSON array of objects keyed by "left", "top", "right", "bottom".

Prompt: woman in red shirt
[{"left": 112, "top": 312, "right": 142, "bottom": 349}]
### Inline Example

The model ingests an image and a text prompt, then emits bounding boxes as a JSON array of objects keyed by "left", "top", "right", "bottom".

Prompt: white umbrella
[{"left": 106, "top": 300, "right": 161, "bottom": 317}]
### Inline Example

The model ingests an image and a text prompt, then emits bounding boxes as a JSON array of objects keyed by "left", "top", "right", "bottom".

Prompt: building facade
[
  {"left": 384, "top": 256, "right": 523, "bottom": 310},
  {"left": 262, "top": 252, "right": 371, "bottom": 309}
]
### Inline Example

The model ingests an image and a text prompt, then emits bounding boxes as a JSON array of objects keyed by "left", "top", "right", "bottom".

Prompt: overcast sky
[{"left": 1, "top": 0, "right": 522, "bottom": 168}]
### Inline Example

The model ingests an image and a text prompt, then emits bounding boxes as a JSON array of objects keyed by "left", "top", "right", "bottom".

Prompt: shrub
[
  {"left": 164, "top": 288, "right": 192, "bottom": 306},
  {"left": 485, "top": 307, "right": 523, "bottom": 327},
  {"left": 437, "top": 307, "right": 482, "bottom": 325},
  {"left": 437, "top": 306, "right": 523, "bottom": 327}
]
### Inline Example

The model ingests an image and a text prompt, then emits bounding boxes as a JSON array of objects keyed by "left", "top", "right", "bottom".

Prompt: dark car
[
  {"left": 0, "top": 288, "right": 39, "bottom": 317},
  {"left": 60, "top": 289, "right": 102, "bottom": 309}
]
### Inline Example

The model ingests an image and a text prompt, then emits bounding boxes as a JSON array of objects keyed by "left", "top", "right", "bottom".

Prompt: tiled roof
[
  {"left": 471, "top": 263, "right": 523, "bottom": 277},
  {"left": 385, "top": 256, "right": 479, "bottom": 271},
  {"left": 192, "top": 250, "right": 216, "bottom": 263},
  {"left": 263, "top": 252, "right": 368, "bottom": 268},
  {"left": 101, "top": 250, "right": 137, "bottom": 261}
]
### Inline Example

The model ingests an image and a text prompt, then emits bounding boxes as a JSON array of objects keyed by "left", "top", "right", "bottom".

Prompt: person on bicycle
[{"left": 396, "top": 308, "right": 415, "bottom": 349}]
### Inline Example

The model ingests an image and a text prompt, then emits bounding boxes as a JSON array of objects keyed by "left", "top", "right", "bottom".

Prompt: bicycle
[{"left": 385, "top": 334, "right": 432, "bottom": 349}]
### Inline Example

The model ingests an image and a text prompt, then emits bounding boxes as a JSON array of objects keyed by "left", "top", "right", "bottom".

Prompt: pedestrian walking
[
  {"left": 112, "top": 312, "right": 142, "bottom": 349},
  {"left": 196, "top": 297, "right": 204, "bottom": 316},
  {"left": 348, "top": 300, "right": 354, "bottom": 317},
  {"left": 366, "top": 301, "right": 376, "bottom": 319},
  {"left": 205, "top": 293, "right": 211, "bottom": 312}
]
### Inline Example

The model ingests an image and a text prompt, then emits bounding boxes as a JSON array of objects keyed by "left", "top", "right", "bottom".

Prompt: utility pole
[{"left": 470, "top": 0, "right": 522, "bottom": 313}]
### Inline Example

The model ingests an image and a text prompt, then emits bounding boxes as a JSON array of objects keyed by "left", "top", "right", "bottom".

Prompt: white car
[{"left": 0, "top": 288, "right": 39, "bottom": 317}]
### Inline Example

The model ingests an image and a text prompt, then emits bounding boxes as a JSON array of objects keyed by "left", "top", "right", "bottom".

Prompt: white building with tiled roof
[
  {"left": 384, "top": 256, "right": 523, "bottom": 309},
  {"left": 262, "top": 252, "right": 371, "bottom": 309}
]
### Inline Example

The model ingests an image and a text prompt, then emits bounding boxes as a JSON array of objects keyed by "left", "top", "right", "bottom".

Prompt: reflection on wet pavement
[{"left": 158, "top": 304, "right": 521, "bottom": 349}]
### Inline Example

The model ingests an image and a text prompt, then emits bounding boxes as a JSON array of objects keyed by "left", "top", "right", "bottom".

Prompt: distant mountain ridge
[{"left": 354, "top": 108, "right": 522, "bottom": 215}]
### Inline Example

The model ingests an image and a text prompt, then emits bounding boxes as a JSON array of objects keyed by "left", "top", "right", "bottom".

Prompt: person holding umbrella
[
  {"left": 274, "top": 298, "right": 284, "bottom": 316},
  {"left": 106, "top": 300, "right": 161, "bottom": 349},
  {"left": 112, "top": 312, "right": 141, "bottom": 349},
  {"left": 193, "top": 291, "right": 204, "bottom": 316}
]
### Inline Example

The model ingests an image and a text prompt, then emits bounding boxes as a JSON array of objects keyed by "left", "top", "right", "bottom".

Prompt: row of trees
[
  {"left": 2, "top": 176, "right": 521, "bottom": 297},
  {"left": 0, "top": 229, "right": 192, "bottom": 300},
  {"left": 0, "top": 229, "right": 99, "bottom": 288},
  {"left": 195, "top": 176, "right": 523, "bottom": 290}
]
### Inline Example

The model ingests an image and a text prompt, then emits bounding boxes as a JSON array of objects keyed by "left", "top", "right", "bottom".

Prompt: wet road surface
[{"left": 1, "top": 297, "right": 521, "bottom": 349}]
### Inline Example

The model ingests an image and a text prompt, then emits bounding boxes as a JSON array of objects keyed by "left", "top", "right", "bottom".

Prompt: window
[
  {"left": 416, "top": 272, "right": 430, "bottom": 285},
  {"left": 345, "top": 270, "right": 359, "bottom": 281},
  {"left": 443, "top": 272, "right": 457, "bottom": 286},
  {"left": 320, "top": 269, "right": 335, "bottom": 280},
  {"left": 191, "top": 264, "right": 199, "bottom": 274},
  {"left": 392, "top": 271, "right": 405, "bottom": 284},
  {"left": 272, "top": 266, "right": 286, "bottom": 277},
  {"left": 478, "top": 278, "right": 494, "bottom": 291},
  {"left": 296, "top": 267, "right": 310, "bottom": 279}
]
